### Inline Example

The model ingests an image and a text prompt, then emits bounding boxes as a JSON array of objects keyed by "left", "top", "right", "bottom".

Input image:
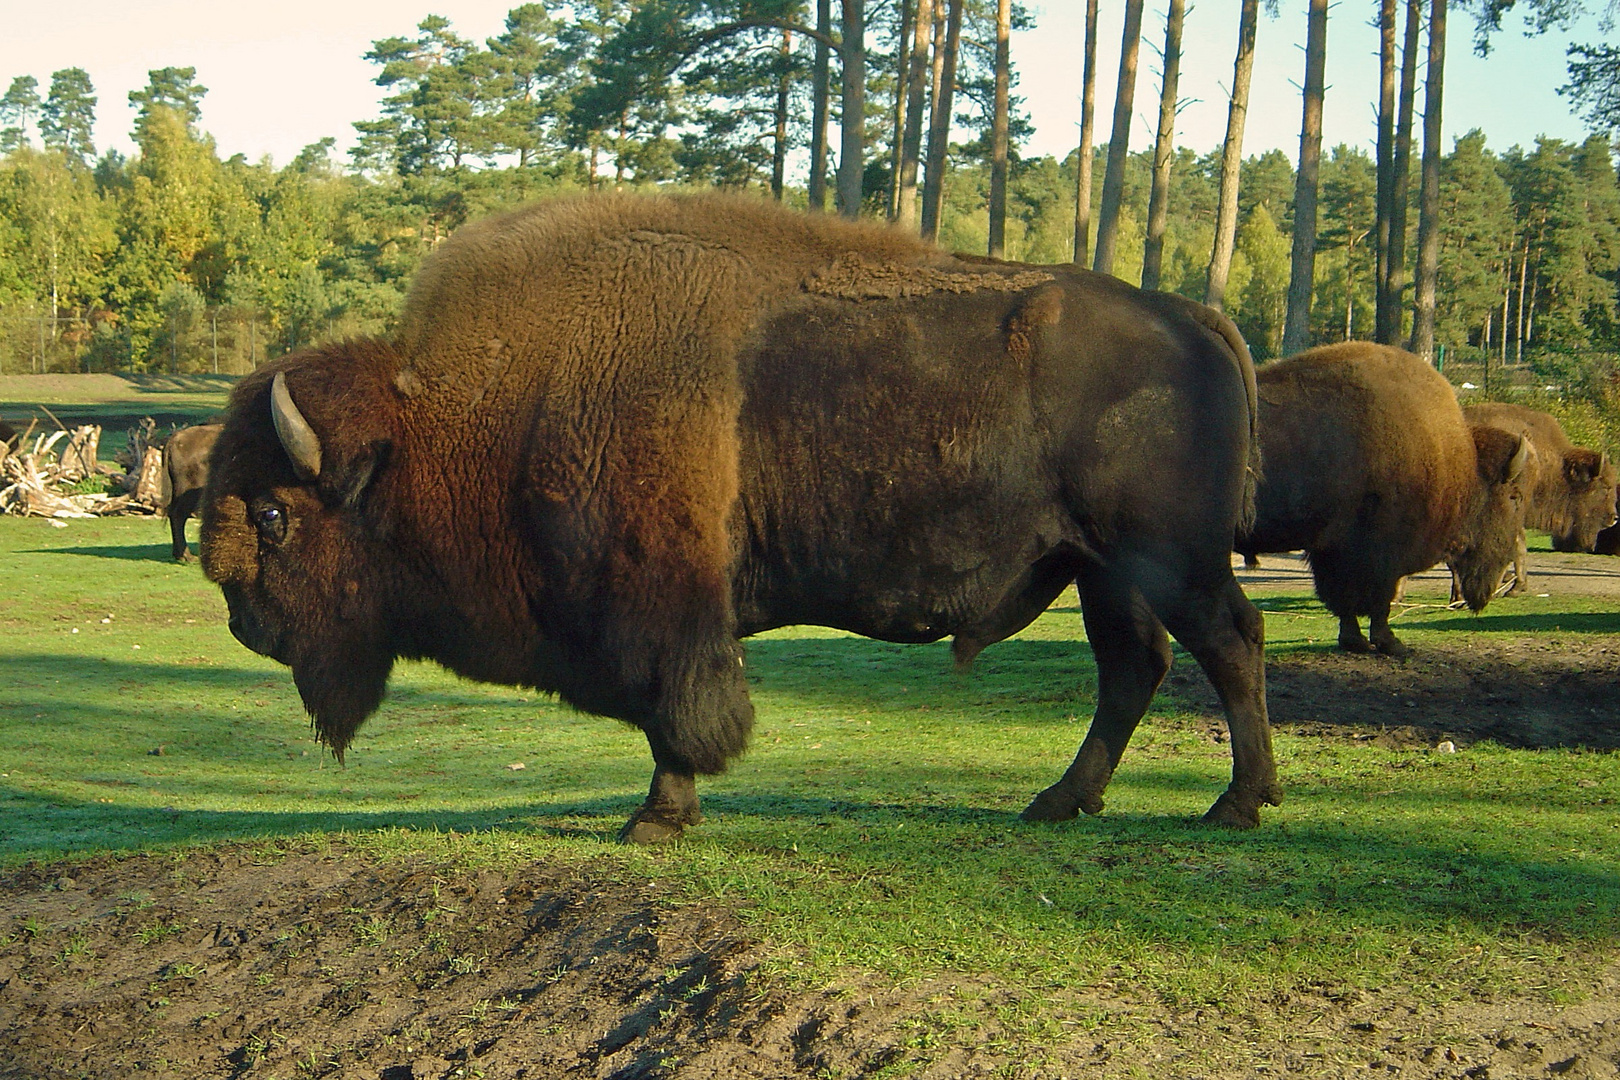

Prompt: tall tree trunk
[
  {"left": 837, "top": 0, "right": 867, "bottom": 219},
  {"left": 1141, "top": 0, "right": 1186, "bottom": 290},
  {"left": 1093, "top": 0, "right": 1145, "bottom": 275},
  {"left": 1409, "top": 0, "right": 1446, "bottom": 362},
  {"left": 920, "top": 0, "right": 963, "bottom": 242},
  {"left": 896, "top": 0, "right": 932, "bottom": 227},
  {"left": 772, "top": 29, "right": 791, "bottom": 200},
  {"left": 1205, "top": 0, "right": 1259, "bottom": 309},
  {"left": 1500, "top": 261, "right": 1511, "bottom": 362},
  {"left": 888, "top": 0, "right": 914, "bottom": 220},
  {"left": 1073, "top": 0, "right": 1100, "bottom": 265},
  {"left": 808, "top": 0, "right": 832, "bottom": 211},
  {"left": 988, "top": 0, "right": 1012, "bottom": 257},
  {"left": 1281, "top": 0, "right": 1329, "bottom": 357},
  {"left": 1509, "top": 234, "right": 1522, "bottom": 362},
  {"left": 1386, "top": 0, "right": 1421, "bottom": 342},
  {"left": 1374, "top": 0, "right": 1398, "bottom": 341}
]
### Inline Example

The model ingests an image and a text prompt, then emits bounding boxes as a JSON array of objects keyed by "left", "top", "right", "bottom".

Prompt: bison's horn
[
  {"left": 1507, "top": 435, "right": 1531, "bottom": 483},
  {"left": 271, "top": 372, "right": 322, "bottom": 481}
]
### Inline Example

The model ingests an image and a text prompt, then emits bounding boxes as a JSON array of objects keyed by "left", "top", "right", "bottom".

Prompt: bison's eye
[{"left": 251, "top": 501, "right": 288, "bottom": 544}]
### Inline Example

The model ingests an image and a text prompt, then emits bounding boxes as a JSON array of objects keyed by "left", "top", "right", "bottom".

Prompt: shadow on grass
[
  {"left": 5, "top": 782, "right": 1617, "bottom": 946},
  {"left": 25, "top": 543, "right": 177, "bottom": 563},
  {"left": 1421, "top": 611, "right": 1620, "bottom": 634}
]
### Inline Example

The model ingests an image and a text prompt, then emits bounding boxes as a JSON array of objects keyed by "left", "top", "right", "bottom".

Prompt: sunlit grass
[{"left": 1, "top": 514, "right": 1617, "bottom": 1023}]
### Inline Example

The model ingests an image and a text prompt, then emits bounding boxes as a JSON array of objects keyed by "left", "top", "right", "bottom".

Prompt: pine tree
[
  {"left": 0, "top": 76, "right": 41, "bottom": 151},
  {"left": 128, "top": 67, "right": 207, "bottom": 140},
  {"left": 1433, "top": 130, "right": 1514, "bottom": 348},
  {"left": 40, "top": 69, "right": 96, "bottom": 168}
]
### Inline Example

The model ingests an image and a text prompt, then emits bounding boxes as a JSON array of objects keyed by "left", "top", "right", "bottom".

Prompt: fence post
[
  {"left": 37, "top": 316, "right": 45, "bottom": 374},
  {"left": 212, "top": 310, "right": 219, "bottom": 374}
]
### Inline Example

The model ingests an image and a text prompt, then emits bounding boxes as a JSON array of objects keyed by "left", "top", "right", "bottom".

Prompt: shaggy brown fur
[
  {"left": 202, "top": 190, "right": 1276, "bottom": 842},
  {"left": 1236, "top": 343, "right": 1529, "bottom": 657},
  {"left": 1457, "top": 403, "right": 1616, "bottom": 594},
  {"left": 160, "top": 424, "right": 222, "bottom": 561}
]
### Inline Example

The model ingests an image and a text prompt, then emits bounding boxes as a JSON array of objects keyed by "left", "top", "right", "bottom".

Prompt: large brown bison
[
  {"left": 201, "top": 192, "right": 1277, "bottom": 842},
  {"left": 1236, "top": 343, "right": 1529, "bottom": 657},
  {"left": 1455, "top": 403, "right": 1615, "bottom": 594},
  {"left": 161, "top": 423, "right": 222, "bottom": 561}
]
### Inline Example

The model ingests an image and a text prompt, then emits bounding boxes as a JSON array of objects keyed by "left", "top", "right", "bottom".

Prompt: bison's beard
[
  {"left": 291, "top": 645, "right": 395, "bottom": 762},
  {"left": 1451, "top": 554, "right": 1508, "bottom": 613}
]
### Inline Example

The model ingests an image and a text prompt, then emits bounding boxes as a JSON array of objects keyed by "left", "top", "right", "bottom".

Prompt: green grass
[{"left": 1, "top": 514, "right": 1617, "bottom": 1025}]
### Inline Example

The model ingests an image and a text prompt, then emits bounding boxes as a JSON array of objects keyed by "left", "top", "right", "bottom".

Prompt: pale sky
[{"left": 0, "top": 0, "right": 1609, "bottom": 174}]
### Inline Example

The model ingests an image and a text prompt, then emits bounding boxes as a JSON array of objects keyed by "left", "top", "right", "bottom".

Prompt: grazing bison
[
  {"left": 201, "top": 192, "right": 1277, "bottom": 842},
  {"left": 1453, "top": 403, "right": 1615, "bottom": 594},
  {"left": 1236, "top": 342, "right": 1528, "bottom": 657},
  {"left": 161, "top": 423, "right": 222, "bottom": 561},
  {"left": 1596, "top": 509, "right": 1620, "bottom": 556}
]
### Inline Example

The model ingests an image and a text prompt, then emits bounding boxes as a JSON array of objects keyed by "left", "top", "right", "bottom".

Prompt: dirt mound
[{"left": 3, "top": 845, "right": 1619, "bottom": 1080}]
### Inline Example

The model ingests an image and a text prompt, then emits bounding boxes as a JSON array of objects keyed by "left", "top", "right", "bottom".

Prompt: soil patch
[
  {"left": 3, "top": 846, "right": 1618, "bottom": 1080},
  {"left": 1191, "top": 551, "right": 1620, "bottom": 752}
]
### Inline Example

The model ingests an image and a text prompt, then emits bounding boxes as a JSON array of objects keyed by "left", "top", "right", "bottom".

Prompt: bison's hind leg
[
  {"left": 1150, "top": 569, "right": 1279, "bottom": 828},
  {"left": 168, "top": 489, "right": 202, "bottom": 561},
  {"left": 1022, "top": 562, "right": 1171, "bottom": 822}
]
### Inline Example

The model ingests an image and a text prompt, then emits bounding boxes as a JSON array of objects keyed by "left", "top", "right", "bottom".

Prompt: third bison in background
[
  {"left": 1454, "top": 403, "right": 1616, "bottom": 596},
  {"left": 1236, "top": 343, "right": 1529, "bottom": 657}
]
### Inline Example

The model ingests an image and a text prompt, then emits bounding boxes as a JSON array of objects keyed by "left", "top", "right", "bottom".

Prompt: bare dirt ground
[{"left": 1, "top": 551, "right": 1616, "bottom": 1080}]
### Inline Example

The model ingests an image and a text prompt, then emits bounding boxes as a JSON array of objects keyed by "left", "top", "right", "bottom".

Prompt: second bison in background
[
  {"left": 1457, "top": 403, "right": 1615, "bottom": 594},
  {"left": 162, "top": 424, "right": 222, "bottom": 561},
  {"left": 1236, "top": 343, "right": 1528, "bottom": 657}
]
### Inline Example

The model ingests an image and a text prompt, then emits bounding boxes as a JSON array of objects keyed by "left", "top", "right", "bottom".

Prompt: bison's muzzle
[{"left": 222, "top": 583, "right": 285, "bottom": 663}]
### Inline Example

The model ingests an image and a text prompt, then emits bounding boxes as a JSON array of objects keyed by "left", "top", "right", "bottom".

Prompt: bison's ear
[
  {"left": 1565, "top": 448, "right": 1606, "bottom": 486},
  {"left": 323, "top": 439, "right": 392, "bottom": 512},
  {"left": 1472, "top": 427, "right": 1530, "bottom": 485}
]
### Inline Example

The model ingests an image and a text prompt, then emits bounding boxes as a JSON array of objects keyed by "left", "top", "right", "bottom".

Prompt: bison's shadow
[
  {"left": 26, "top": 543, "right": 177, "bottom": 563},
  {"left": 1420, "top": 611, "right": 1620, "bottom": 634}
]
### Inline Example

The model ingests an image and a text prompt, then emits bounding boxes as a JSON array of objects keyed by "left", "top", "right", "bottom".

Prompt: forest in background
[{"left": 1, "top": 0, "right": 1618, "bottom": 446}]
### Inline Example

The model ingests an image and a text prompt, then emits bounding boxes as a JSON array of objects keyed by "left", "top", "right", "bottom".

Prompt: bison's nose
[{"left": 221, "top": 585, "right": 276, "bottom": 658}]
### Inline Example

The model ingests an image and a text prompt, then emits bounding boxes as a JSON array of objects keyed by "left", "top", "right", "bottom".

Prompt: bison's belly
[{"left": 735, "top": 495, "right": 1063, "bottom": 642}]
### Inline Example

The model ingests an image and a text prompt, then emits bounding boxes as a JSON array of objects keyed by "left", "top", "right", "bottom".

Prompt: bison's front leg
[{"left": 619, "top": 762, "right": 703, "bottom": 845}]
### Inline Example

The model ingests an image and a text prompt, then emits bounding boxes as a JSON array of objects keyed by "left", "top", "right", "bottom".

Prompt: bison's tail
[{"left": 1188, "top": 303, "right": 1262, "bottom": 537}]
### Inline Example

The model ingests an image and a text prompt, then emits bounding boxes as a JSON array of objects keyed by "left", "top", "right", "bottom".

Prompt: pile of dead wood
[{"left": 0, "top": 415, "right": 165, "bottom": 518}]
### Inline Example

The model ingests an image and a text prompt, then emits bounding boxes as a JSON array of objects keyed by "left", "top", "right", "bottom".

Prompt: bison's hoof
[
  {"left": 1337, "top": 635, "right": 1373, "bottom": 654},
  {"left": 1373, "top": 638, "right": 1411, "bottom": 659},
  {"left": 1020, "top": 786, "right": 1097, "bottom": 822},
  {"left": 1200, "top": 792, "right": 1262, "bottom": 829},
  {"left": 617, "top": 815, "right": 688, "bottom": 845}
]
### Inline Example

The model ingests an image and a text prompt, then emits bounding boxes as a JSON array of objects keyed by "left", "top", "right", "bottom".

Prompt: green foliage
[
  {"left": 1563, "top": 42, "right": 1620, "bottom": 131},
  {"left": 0, "top": 76, "right": 41, "bottom": 153},
  {"left": 1, "top": 3, "right": 1618, "bottom": 379},
  {"left": 127, "top": 68, "right": 207, "bottom": 142},
  {"left": 1436, "top": 130, "right": 1516, "bottom": 346},
  {"left": 39, "top": 69, "right": 96, "bottom": 168}
]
